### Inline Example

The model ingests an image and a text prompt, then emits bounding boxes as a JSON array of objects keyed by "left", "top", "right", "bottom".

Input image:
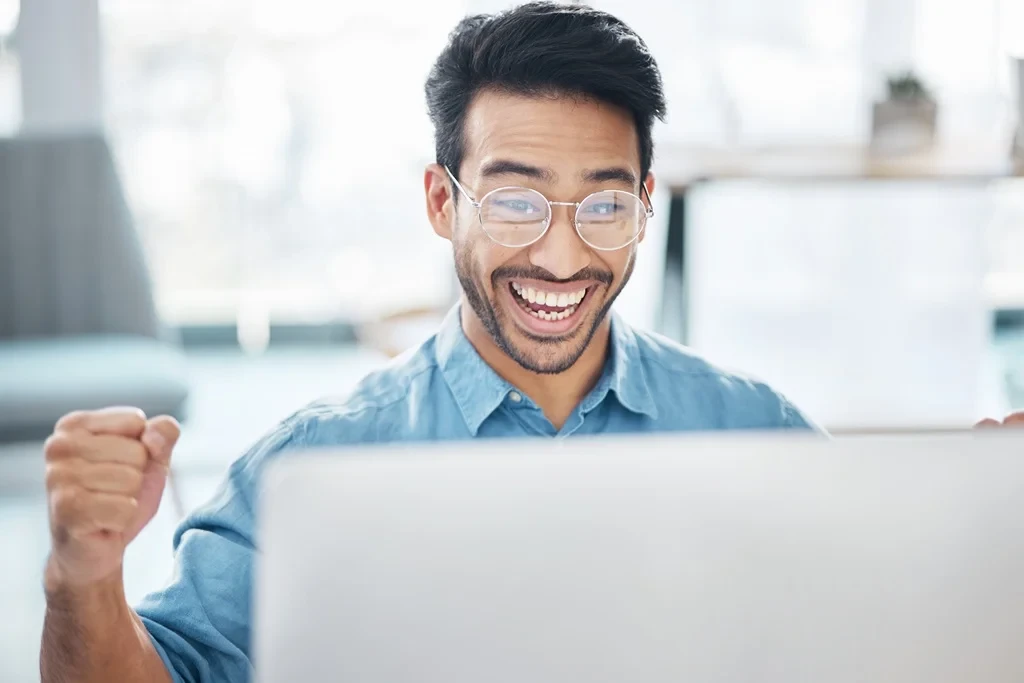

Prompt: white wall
[{"left": 685, "top": 179, "right": 1006, "bottom": 430}]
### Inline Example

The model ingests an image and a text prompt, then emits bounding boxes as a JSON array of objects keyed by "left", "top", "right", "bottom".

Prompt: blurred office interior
[{"left": 1, "top": 0, "right": 1023, "bottom": 680}]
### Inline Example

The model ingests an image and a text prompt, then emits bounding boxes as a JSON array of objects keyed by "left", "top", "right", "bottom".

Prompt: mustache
[{"left": 491, "top": 265, "right": 613, "bottom": 287}]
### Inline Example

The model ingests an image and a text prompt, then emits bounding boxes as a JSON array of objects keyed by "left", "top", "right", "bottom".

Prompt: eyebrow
[
  {"left": 477, "top": 160, "right": 638, "bottom": 187},
  {"left": 582, "top": 167, "right": 637, "bottom": 185},
  {"left": 479, "top": 160, "right": 555, "bottom": 183}
]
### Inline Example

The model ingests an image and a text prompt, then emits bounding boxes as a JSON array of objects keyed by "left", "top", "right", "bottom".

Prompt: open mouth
[{"left": 508, "top": 281, "right": 590, "bottom": 322}]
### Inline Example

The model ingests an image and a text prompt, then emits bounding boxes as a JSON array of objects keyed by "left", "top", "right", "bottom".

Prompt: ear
[
  {"left": 424, "top": 163, "right": 454, "bottom": 241},
  {"left": 638, "top": 170, "right": 656, "bottom": 244}
]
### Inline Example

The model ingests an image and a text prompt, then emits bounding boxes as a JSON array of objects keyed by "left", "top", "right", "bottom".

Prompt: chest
[{"left": 391, "top": 397, "right": 658, "bottom": 440}]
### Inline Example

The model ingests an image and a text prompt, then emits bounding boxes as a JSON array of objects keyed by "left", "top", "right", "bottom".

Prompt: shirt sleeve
[
  {"left": 135, "top": 418, "right": 304, "bottom": 683},
  {"left": 780, "top": 395, "right": 827, "bottom": 434},
  {"left": 748, "top": 379, "right": 828, "bottom": 434}
]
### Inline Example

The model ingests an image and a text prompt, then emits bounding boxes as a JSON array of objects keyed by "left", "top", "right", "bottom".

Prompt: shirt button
[{"left": 508, "top": 391, "right": 523, "bottom": 403}]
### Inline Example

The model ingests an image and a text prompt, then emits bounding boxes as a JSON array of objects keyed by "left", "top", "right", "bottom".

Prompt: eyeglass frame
[{"left": 443, "top": 165, "right": 654, "bottom": 252}]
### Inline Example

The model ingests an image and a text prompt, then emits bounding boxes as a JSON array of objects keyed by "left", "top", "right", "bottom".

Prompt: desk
[{"left": 657, "top": 142, "right": 1023, "bottom": 192}]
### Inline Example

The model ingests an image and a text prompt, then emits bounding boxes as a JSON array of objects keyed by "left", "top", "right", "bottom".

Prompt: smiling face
[{"left": 426, "top": 90, "right": 654, "bottom": 375}]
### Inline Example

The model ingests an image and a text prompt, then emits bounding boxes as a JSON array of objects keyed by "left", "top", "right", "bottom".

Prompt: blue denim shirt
[{"left": 137, "top": 306, "right": 817, "bottom": 683}]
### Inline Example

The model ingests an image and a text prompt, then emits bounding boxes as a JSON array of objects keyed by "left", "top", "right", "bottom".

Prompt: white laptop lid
[{"left": 254, "top": 431, "right": 1024, "bottom": 683}]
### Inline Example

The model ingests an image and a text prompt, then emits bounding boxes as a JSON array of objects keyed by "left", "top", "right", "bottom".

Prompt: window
[
  {"left": 600, "top": 0, "right": 1022, "bottom": 145},
  {"left": 102, "top": 0, "right": 475, "bottom": 326},
  {"left": 102, "top": 0, "right": 1023, "bottom": 328}
]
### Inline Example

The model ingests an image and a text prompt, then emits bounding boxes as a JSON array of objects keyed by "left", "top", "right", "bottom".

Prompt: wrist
[{"left": 44, "top": 556, "right": 126, "bottom": 612}]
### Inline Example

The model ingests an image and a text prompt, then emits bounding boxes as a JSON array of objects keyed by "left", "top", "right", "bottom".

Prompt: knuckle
[
  {"left": 123, "top": 412, "right": 148, "bottom": 435},
  {"left": 43, "top": 432, "right": 77, "bottom": 461},
  {"left": 121, "top": 406, "right": 147, "bottom": 420},
  {"left": 123, "top": 441, "right": 148, "bottom": 468},
  {"left": 44, "top": 462, "right": 71, "bottom": 490},
  {"left": 54, "top": 410, "right": 87, "bottom": 431}
]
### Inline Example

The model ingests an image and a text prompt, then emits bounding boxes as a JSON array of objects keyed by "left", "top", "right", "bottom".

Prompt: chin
[{"left": 491, "top": 282, "right": 607, "bottom": 374}]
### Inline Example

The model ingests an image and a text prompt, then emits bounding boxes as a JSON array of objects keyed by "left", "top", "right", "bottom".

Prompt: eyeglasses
[{"left": 444, "top": 166, "right": 653, "bottom": 251}]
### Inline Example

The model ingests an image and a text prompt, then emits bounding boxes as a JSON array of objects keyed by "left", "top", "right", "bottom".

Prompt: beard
[{"left": 453, "top": 240, "right": 634, "bottom": 375}]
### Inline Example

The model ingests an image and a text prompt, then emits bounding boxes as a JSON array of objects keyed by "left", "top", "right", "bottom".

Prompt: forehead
[{"left": 460, "top": 90, "right": 640, "bottom": 179}]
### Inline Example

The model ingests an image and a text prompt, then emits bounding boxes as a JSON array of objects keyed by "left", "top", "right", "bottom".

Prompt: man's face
[{"left": 430, "top": 90, "right": 652, "bottom": 374}]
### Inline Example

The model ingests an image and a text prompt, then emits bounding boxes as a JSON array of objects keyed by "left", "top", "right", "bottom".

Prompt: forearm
[{"left": 41, "top": 563, "right": 172, "bottom": 683}]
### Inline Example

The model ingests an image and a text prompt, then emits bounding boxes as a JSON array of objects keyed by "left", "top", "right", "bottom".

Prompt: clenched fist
[{"left": 44, "top": 407, "right": 180, "bottom": 588}]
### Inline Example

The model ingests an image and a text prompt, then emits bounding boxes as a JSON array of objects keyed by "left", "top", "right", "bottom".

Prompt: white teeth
[
  {"left": 511, "top": 282, "right": 589, "bottom": 319},
  {"left": 522, "top": 304, "right": 578, "bottom": 321},
  {"left": 512, "top": 284, "right": 589, "bottom": 305}
]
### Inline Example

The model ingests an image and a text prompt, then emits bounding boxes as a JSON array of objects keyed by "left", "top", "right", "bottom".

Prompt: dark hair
[{"left": 425, "top": 1, "right": 667, "bottom": 184}]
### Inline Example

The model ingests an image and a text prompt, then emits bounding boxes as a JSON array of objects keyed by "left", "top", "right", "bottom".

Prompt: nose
[{"left": 527, "top": 205, "right": 591, "bottom": 280}]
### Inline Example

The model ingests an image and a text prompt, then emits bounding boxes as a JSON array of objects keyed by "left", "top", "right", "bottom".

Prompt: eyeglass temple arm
[
  {"left": 443, "top": 166, "right": 479, "bottom": 207},
  {"left": 641, "top": 181, "right": 655, "bottom": 218}
]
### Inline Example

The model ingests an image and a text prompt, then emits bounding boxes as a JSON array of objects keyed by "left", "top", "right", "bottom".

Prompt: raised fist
[{"left": 44, "top": 407, "right": 180, "bottom": 587}]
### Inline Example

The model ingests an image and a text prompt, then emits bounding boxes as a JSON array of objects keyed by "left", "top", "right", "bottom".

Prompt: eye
[
  {"left": 582, "top": 201, "right": 622, "bottom": 216},
  {"left": 494, "top": 198, "right": 542, "bottom": 214}
]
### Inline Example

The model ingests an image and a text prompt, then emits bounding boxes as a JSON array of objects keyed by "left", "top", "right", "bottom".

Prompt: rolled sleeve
[{"left": 136, "top": 420, "right": 303, "bottom": 683}]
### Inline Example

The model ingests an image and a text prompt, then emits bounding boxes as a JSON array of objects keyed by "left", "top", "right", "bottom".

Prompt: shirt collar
[
  {"left": 434, "top": 305, "right": 659, "bottom": 434},
  {"left": 603, "top": 311, "right": 660, "bottom": 420},
  {"left": 435, "top": 305, "right": 518, "bottom": 435}
]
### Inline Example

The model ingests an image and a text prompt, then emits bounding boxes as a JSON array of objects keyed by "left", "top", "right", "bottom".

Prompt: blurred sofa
[{"left": 0, "top": 133, "right": 189, "bottom": 442}]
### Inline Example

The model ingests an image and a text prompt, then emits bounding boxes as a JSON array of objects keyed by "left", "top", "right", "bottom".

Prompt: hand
[
  {"left": 974, "top": 411, "right": 1024, "bottom": 428},
  {"left": 44, "top": 407, "right": 181, "bottom": 588}
]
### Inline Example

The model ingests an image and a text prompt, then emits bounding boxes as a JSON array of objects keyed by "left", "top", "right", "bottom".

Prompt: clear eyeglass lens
[
  {"left": 480, "top": 188, "right": 550, "bottom": 247},
  {"left": 575, "top": 190, "right": 644, "bottom": 249},
  {"left": 479, "top": 187, "right": 645, "bottom": 249}
]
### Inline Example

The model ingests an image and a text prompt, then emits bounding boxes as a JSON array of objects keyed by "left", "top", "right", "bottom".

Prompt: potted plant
[{"left": 871, "top": 70, "right": 938, "bottom": 153}]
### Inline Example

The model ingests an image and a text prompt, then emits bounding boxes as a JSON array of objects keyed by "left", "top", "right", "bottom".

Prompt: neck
[{"left": 460, "top": 299, "right": 611, "bottom": 430}]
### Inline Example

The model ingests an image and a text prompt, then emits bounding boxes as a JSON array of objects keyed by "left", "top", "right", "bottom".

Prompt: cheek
[
  {"left": 603, "top": 249, "right": 635, "bottom": 283},
  {"left": 456, "top": 234, "right": 502, "bottom": 292}
]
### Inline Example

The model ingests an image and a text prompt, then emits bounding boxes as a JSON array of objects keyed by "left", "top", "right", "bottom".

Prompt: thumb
[
  {"left": 124, "top": 416, "right": 181, "bottom": 544},
  {"left": 140, "top": 415, "right": 182, "bottom": 467}
]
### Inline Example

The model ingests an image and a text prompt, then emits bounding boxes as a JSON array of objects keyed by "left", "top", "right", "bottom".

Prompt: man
[{"left": 39, "top": 3, "right": 1022, "bottom": 682}]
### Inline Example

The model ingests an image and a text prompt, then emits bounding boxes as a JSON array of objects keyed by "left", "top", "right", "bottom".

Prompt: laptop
[{"left": 254, "top": 431, "right": 1024, "bottom": 683}]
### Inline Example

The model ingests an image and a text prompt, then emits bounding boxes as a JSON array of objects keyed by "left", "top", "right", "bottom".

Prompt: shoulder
[
  {"left": 299, "top": 339, "right": 444, "bottom": 441},
  {"left": 629, "top": 326, "right": 819, "bottom": 431},
  {"left": 229, "top": 339, "right": 447, "bottom": 487},
  {"left": 630, "top": 325, "right": 761, "bottom": 387}
]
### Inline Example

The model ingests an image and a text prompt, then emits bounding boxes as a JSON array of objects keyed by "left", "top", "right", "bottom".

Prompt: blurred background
[{"left": 1, "top": 0, "right": 1022, "bottom": 680}]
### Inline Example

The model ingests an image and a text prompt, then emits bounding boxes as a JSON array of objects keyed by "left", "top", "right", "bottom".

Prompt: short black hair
[{"left": 425, "top": 1, "right": 667, "bottom": 184}]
